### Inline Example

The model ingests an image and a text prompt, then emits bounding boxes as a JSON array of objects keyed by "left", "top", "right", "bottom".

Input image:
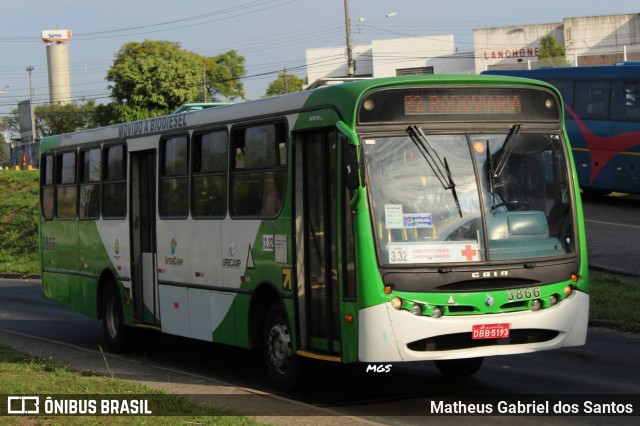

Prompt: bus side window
[
  {"left": 55, "top": 151, "right": 77, "bottom": 219},
  {"left": 41, "top": 154, "right": 55, "bottom": 220},
  {"left": 611, "top": 80, "right": 640, "bottom": 120},
  {"left": 230, "top": 122, "right": 287, "bottom": 217},
  {"left": 192, "top": 130, "right": 228, "bottom": 218},
  {"left": 159, "top": 135, "right": 190, "bottom": 218},
  {"left": 79, "top": 148, "right": 101, "bottom": 219},
  {"left": 103, "top": 144, "right": 127, "bottom": 219},
  {"left": 575, "top": 80, "right": 610, "bottom": 119}
]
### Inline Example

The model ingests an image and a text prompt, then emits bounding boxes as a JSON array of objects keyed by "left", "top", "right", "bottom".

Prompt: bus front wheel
[
  {"left": 434, "top": 357, "right": 483, "bottom": 378},
  {"left": 263, "top": 301, "right": 303, "bottom": 391},
  {"left": 101, "top": 283, "right": 131, "bottom": 352}
]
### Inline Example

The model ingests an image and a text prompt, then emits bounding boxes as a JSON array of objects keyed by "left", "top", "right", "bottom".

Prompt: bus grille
[{"left": 407, "top": 329, "right": 559, "bottom": 352}]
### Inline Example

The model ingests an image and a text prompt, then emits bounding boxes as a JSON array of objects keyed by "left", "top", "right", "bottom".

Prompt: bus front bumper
[{"left": 358, "top": 291, "right": 589, "bottom": 362}]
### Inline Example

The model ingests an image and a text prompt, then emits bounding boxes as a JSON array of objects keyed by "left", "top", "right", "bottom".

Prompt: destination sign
[
  {"left": 358, "top": 86, "right": 560, "bottom": 123},
  {"left": 404, "top": 94, "right": 522, "bottom": 115}
]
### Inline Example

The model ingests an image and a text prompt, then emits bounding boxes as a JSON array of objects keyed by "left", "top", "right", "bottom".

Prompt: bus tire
[
  {"left": 101, "top": 283, "right": 131, "bottom": 352},
  {"left": 263, "top": 301, "right": 303, "bottom": 391},
  {"left": 434, "top": 357, "right": 483, "bottom": 378}
]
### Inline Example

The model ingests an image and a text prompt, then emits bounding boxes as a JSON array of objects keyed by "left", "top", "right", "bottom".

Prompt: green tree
[
  {"left": 2, "top": 100, "right": 105, "bottom": 140},
  {"left": 35, "top": 100, "right": 101, "bottom": 136},
  {"left": 264, "top": 72, "right": 307, "bottom": 97},
  {"left": 1, "top": 114, "right": 18, "bottom": 140},
  {"left": 539, "top": 34, "right": 570, "bottom": 68},
  {"left": 0, "top": 132, "right": 9, "bottom": 166},
  {"left": 106, "top": 40, "right": 246, "bottom": 123},
  {"left": 107, "top": 40, "right": 203, "bottom": 123},
  {"left": 204, "top": 50, "right": 246, "bottom": 101}
]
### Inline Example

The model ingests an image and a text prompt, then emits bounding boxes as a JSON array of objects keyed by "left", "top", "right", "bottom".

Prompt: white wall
[
  {"left": 306, "top": 34, "right": 475, "bottom": 85},
  {"left": 305, "top": 44, "right": 372, "bottom": 84},
  {"left": 564, "top": 14, "right": 640, "bottom": 60},
  {"left": 474, "top": 23, "right": 563, "bottom": 72},
  {"left": 371, "top": 35, "right": 469, "bottom": 76}
]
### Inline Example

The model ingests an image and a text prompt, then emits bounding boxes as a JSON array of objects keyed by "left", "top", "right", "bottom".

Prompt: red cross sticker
[{"left": 461, "top": 244, "right": 477, "bottom": 261}]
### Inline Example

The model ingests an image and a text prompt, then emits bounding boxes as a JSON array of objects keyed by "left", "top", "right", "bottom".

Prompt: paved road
[{"left": 1, "top": 279, "right": 639, "bottom": 425}]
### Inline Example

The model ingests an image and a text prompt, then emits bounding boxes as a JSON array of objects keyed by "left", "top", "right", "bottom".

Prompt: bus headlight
[
  {"left": 564, "top": 286, "right": 573, "bottom": 298},
  {"left": 390, "top": 297, "right": 402, "bottom": 310},
  {"left": 431, "top": 307, "right": 443, "bottom": 318},
  {"left": 531, "top": 299, "right": 542, "bottom": 311},
  {"left": 549, "top": 294, "right": 559, "bottom": 306},
  {"left": 410, "top": 304, "right": 423, "bottom": 316}
]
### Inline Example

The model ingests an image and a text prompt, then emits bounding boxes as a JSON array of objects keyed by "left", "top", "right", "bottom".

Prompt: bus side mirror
[{"left": 344, "top": 144, "right": 362, "bottom": 190}]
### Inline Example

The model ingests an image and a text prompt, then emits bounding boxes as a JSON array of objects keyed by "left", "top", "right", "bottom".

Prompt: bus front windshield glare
[{"left": 363, "top": 130, "right": 575, "bottom": 265}]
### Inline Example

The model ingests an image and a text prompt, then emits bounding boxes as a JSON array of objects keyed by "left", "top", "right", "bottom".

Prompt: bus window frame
[
  {"left": 41, "top": 153, "right": 56, "bottom": 221},
  {"left": 229, "top": 120, "right": 288, "bottom": 219},
  {"left": 54, "top": 150, "right": 78, "bottom": 220},
  {"left": 78, "top": 146, "right": 102, "bottom": 220},
  {"left": 610, "top": 79, "right": 640, "bottom": 121},
  {"left": 102, "top": 143, "right": 127, "bottom": 220},
  {"left": 159, "top": 133, "right": 191, "bottom": 219},
  {"left": 574, "top": 79, "right": 611, "bottom": 120},
  {"left": 191, "top": 127, "right": 229, "bottom": 220}
]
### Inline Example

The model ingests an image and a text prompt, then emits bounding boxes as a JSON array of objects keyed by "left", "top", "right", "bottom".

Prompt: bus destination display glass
[{"left": 359, "top": 87, "right": 560, "bottom": 123}]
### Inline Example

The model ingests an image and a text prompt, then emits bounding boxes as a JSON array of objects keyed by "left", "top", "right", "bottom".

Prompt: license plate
[{"left": 472, "top": 323, "right": 510, "bottom": 340}]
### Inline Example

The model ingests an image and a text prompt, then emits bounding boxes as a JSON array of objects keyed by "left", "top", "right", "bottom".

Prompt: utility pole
[
  {"left": 344, "top": 0, "right": 354, "bottom": 77},
  {"left": 283, "top": 67, "right": 289, "bottom": 94},
  {"left": 26, "top": 66, "right": 35, "bottom": 144},
  {"left": 202, "top": 63, "right": 208, "bottom": 102}
]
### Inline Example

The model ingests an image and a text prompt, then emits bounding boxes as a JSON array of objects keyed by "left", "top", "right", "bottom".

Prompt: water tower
[{"left": 41, "top": 29, "right": 72, "bottom": 104}]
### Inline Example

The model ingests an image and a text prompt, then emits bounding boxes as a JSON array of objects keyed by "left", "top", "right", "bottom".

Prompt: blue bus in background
[{"left": 483, "top": 64, "right": 640, "bottom": 195}]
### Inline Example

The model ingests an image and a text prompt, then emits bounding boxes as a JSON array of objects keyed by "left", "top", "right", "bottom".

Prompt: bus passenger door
[
  {"left": 294, "top": 130, "right": 342, "bottom": 357},
  {"left": 130, "top": 150, "right": 159, "bottom": 325}
]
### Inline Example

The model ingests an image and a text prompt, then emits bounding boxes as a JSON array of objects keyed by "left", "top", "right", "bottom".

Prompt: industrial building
[{"left": 306, "top": 13, "right": 640, "bottom": 84}]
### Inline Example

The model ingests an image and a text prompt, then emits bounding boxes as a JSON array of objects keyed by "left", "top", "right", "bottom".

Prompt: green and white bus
[{"left": 39, "top": 75, "right": 589, "bottom": 389}]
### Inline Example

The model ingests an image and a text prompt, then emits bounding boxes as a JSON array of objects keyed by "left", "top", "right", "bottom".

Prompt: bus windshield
[{"left": 363, "top": 129, "right": 575, "bottom": 265}]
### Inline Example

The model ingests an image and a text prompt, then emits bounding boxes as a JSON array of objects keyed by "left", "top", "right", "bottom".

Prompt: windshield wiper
[
  {"left": 486, "top": 140, "right": 497, "bottom": 214},
  {"left": 407, "top": 126, "right": 462, "bottom": 218},
  {"left": 492, "top": 124, "right": 521, "bottom": 178}
]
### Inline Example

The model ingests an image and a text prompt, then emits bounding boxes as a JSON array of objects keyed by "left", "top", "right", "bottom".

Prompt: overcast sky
[{"left": 0, "top": 0, "right": 637, "bottom": 117}]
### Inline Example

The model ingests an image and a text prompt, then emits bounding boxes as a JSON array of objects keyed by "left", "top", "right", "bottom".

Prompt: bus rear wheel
[
  {"left": 434, "top": 357, "right": 483, "bottom": 378},
  {"left": 263, "top": 302, "right": 303, "bottom": 391},
  {"left": 102, "top": 283, "right": 131, "bottom": 352}
]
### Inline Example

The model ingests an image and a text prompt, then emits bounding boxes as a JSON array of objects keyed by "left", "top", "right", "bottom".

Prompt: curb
[{"left": 0, "top": 273, "right": 40, "bottom": 280}]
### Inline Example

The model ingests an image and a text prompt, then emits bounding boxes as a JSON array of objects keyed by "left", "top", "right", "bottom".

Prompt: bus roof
[
  {"left": 40, "top": 74, "right": 559, "bottom": 151},
  {"left": 171, "top": 102, "right": 232, "bottom": 114}
]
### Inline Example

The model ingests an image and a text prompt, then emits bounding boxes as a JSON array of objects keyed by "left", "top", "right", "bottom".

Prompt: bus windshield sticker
[
  {"left": 262, "top": 234, "right": 274, "bottom": 252},
  {"left": 403, "top": 213, "right": 433, "bottom": 228},
  {"left": 274, "top": 234, "right": 287, "bottom": 263},
  {"left": 386, "top": 242, "right": 479, "bottom": 264},
  {"left": 384, "top": 204, "right": 404, "bottom": 229}
]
